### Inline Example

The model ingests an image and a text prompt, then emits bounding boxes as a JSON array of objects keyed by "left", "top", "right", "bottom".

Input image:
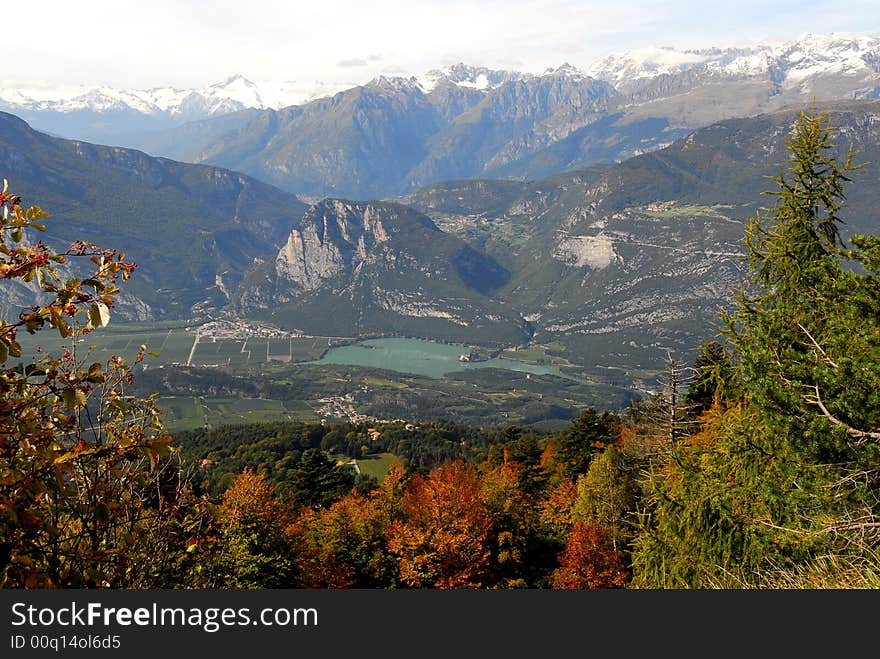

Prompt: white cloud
[{"left": 7, "top": 0, "right": 880, "bottom": 88}]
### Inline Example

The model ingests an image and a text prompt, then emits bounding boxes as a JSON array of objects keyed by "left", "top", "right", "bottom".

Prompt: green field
[
  {"left": 15, "top": 325, "right": 193, "bottom": 365},
  {"left": 355, "top": 452, "right": 400, "bottom": 480},
  {"left": 290, "top": 337, "right": 330, "bottom": 361},
  {"left": 500, "top": 342, "right": 570, "bottom": 365},
  {"left": 14, "top": 322, "right": 330, "bottom": 370},
  {"left": 15, "top": 321, "right": 640, "bottom": 431},
  {"left": 157, "top": 395, "right": 297, "bottom": 431},
  {"left": 158, "top": 396, "right": 206, "bottom": 430},
  {"left": 636, "top": 203, "right": 738, "bottom": 220}
]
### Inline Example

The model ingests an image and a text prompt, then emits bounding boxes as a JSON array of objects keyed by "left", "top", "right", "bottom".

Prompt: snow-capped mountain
[
  {"left": 0, "top": 74, "right": 353, "bottom": 118},
  {"left": 0, "top": 74, "right": 357, "bottom": 145},
  {"left": 417, "top": 63, "right": 526, "bottom": 93},
  {"left": 586, "top": 32, "right": 880, "bottom": 94},
  {"left": 3, "top": 30, "right": 879, "bottom": 195},
  {"left": 4, "top": 31, "right": 879, "bottom": 123}
]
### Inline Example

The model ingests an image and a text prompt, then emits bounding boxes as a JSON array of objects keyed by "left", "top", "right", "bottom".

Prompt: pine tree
[
  {"left": 684, "top": 341, "right": 734, "bottom": 417},
  {"left": 631, "top": 110, "right": 880, "bottom": 587}
]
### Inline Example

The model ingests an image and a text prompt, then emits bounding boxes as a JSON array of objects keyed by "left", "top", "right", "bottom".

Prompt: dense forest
[{"left": 1, "top": 110, "right": 879, "bottom": 588}]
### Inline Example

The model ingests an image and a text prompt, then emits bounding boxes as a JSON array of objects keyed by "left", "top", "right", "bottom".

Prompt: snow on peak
[
  {"left": 541, "top": 62, "right": 590, "bottom": 80},
  {"left": 214, "top": 74, "right": 255, "bottom": 88},
  {"left": 203, "top": 74, "right": 265, "bottom": 110},
  {"left": 368, "top": 75, "right": 424, "bottom": 93},
  {"left": 771, "top": 32, "right": 880, "bottom": 83},
  {"left": 251, "top": 80, "right": 355, "bottom": 108},
  {"left": 3, "top": 30, "right": 878, "bottom": 124},
  {"left": 586, "top": 31, "right": 880, "bottom": 89},
  {"left": 585, "top": 47, "right": 716, "bottom": 85},
  {"left": 55, "top": 87, "right": 161, "bottom": 114},
  {"left": 417, "top": 63, "right": 524, "bottom": 93},
  {"left": 0, "top": 76, "right": 357, "bottom": 119}
]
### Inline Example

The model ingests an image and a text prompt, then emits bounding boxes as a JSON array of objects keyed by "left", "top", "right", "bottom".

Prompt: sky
[{"left": 8, "top": 0, "right": 880, "bottom": 89}]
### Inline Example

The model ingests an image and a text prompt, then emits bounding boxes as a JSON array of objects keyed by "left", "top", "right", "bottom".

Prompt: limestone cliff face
[
  {"left": 274, "top": 200, "right": 397, "bottom": 291},
  {"left": 234, "top": 198, "right": 529, "bottom": 345}
]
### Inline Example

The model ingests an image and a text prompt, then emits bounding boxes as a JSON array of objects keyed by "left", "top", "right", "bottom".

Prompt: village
[
  {"left": 188, "top": 319, "right": 300, "bottom": 340},
  {"left": 314, "top": 393, "right": 414, "bottom": 439}
]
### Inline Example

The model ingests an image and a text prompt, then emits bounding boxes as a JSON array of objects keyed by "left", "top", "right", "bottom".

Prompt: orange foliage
[
  {"left": 551, "top": 521, "right": 628, "bottom": 589},
  {"left": 480, "top": 457, "right": 534, "bottom": 579},
  {"left": 290, "top": 507, "right": 359, "bottom": 589},
  {"left": 291, "top": 492, "right": 397, "bottom": 588},
  {"left": 218, "top": 469, "right": 291, "bottom": 529},
  {"left": 386, "top": 461, "right": 493, "bottom": 588},
  {"left": 540, "top": 478, "right": 578, "bottom": 534}
]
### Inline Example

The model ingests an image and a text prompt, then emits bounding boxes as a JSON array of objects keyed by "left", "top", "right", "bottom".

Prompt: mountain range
[
  {"left": 4, "top": 32, "right": 878, "bottom": 202},
  {"left": 116, "top": 33, "right": 880, "bottom": 199},
  {"left": 398, "top": 99, "right": 880, "bottom": 384},
  {"left": 0, "top": 75, "right": 355, "bottom": 145},
  {"left": 3, "top": 98, "right": 880, "bottom": 388}
]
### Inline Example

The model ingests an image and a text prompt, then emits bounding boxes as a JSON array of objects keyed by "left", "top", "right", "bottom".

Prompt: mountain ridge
[
  {"left": 113, "top": 32, "right": 880, "bottom": 200},
  {"left": 0, "top": 111, "right": 308, "bottom": 319}
]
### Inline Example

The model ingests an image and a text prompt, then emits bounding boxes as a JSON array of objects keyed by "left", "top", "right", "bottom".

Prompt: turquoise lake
[{"left": 312, "top": 338, "right": 568, "bottom": 380}]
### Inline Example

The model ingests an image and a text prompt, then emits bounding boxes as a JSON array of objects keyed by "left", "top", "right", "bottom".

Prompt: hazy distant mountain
[
  {"left": 111, "top": 32, "right": 880, "bottom": 200},
  {"left": 155, "top": 65, "right": 618, "bottom": 199},
  {"left": 0, "top": 111, "right": 307, "bottom": 319},
  {"left": 6, "top": 32, "right": 878, "bottom": 200},
  {"left": 417, "top": 63, "right": 528, "bottom": 93},
  {"left": 0, "top": 75, "right": 355, "bottom": 145}
]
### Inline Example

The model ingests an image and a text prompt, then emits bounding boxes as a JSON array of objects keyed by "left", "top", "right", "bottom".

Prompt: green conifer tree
[{"left": 631, "top": 110, "right": 880, "bottom": 587}]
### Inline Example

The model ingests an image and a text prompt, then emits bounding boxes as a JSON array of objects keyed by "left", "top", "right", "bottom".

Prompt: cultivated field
[{"left": 14, "top": 322, "right": 330, "bottom": 368}]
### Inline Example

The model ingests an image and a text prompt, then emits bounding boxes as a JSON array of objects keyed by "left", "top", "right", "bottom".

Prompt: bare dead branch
[
  {"left": 797, "top": 322, "right": 838, "bottom": 367},
  {"left": 807, "top": 384, "right": 880, "bottom": 443}
]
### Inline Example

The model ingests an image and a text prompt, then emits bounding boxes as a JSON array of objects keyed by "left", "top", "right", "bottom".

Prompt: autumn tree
[
  {"left": 551, "top": 521, "right": 628, "bottom": 589},
  {"left": 0, "top": 181, "right": 206, "bottom": 588},
  {"left": 539, "top": 478, "right": 578, "bottom": 536},
  {"left": 572, "top": 445, "right": 638, "bottom": 554},
  {"left": 385, "top": 461, "right": 494, "bottom": 588},
  {"left": 290, "top": 463, "right": 407, "bottom": 588},
  {"left": 209, "top": 470, "right": 296, "bottom": 588}
]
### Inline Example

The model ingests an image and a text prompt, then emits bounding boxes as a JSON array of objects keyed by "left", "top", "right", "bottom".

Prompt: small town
[
  {"left": 314, "top": 393, "right": 414, "bottom": 435},
  {"left": 188, "top": 319, "right": 300, "bottom": 340}
]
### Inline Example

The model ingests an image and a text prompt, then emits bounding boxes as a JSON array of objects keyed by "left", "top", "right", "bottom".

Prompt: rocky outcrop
[
  {"left": 275, "top": 200, "right": 393, "bottom": 291},
  {"left": 235, "top": 198, "right": 528, "bottom": 345}
]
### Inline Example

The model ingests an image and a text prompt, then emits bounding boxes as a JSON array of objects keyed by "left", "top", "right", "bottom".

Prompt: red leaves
[
  {"left": 552, "top": 521, "right": 628, "bottom": 589},
  {"left": 0, "top": 192, "right": 22, "bottom": 208},
  {"left": 0, "top": 182, "right": 192, "bottom": 589},
  {"left": 386, "top": 461, "right": 494, "bottom": 588}
]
